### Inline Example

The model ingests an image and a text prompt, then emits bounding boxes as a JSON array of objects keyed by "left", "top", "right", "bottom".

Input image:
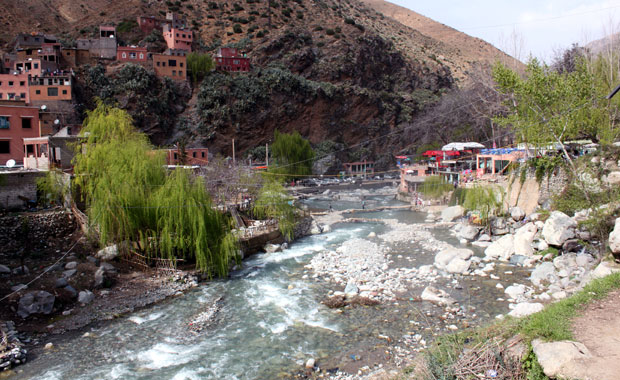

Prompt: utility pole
[
  {"left": 232, "top": 138, "right": 236, "bottom": 165},
  {"left": 266, "top": 143, "right": 269, "bottom": 167}
]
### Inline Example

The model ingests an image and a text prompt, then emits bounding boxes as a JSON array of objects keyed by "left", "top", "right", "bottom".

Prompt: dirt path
[{"left": 571, "top": 289, "right": 620, "bottom": 380}]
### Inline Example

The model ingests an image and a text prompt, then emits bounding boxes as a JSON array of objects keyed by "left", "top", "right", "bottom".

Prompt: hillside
[{"left": 0, "top": 0, "right": 518, "bottom": 167}]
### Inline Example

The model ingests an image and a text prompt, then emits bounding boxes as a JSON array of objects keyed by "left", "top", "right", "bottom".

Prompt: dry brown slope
[{"left": 360, "top": 0, "right": 522, "bottom": 82}]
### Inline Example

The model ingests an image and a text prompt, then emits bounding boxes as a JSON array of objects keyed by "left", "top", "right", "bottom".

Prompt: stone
[
  {"left": 471, "top": 241, "right": 492, "bottom": 248},
  {"left": 78, "top": 290, "right": 95, "bottom": 304},
  {"left": 542, "top": 211, "right": 577, "bottom": 246},
  {"left": 477, "top": 234, "right": 491, "bottom": 242},
  {"left": 609, "top": 217, "right": 620, "bottom": 255},
  {"left": 534, "top": 240, "right": 549, "bottom": 252},
  {"left": 54, "top": 278, "right": 68, "bottom": 288},
  {"left": 440, "top": 206, "right": 465, "bottom": 222},
  {"left": 263, "top": 244, "right": 282, "bottom": 253},
  {"left": 508, "top": 302, "right": 544, "bottom": 317},
  {"left": 344, "top": 281, "right": 359, "bottom": 296},
  {"left": 45, "top": 263, "right": 63, "bottom": 272},
  {"left": 532, "top": 340, "right": 592, "bottom": 379},
  {"left": 530, "top": 262, "right": 559, "bottom": 287},
  {"left": 509, "top": 255, "right": 528, "bottom": 266},
  {"left": 305, "top": 358, "right": 315, "bottom": 369},
  {"left": 44, "top": 343, "right": 54, "bottom": 350},
  {"left": 504, "top": 284, "right": 527, "bottom": 300},
  {"left": 421, "top": 286, "right": 456, "bottom": 305},
  {"left": 12, "top": 265, "right": 29, "bottom": 275},
  {"left": 86, "top": 256, "right": 98, "bottom": 264},
  {"left": 491, "top": 217, "right": 509, "bottom": 235},
  {"left": 552, "top": 291, "right": 567, "bottom": 300},
  {"left": 17, "top": 291, "right": 55, "bottom": 318},
  {"left": 63, "top": 269, "right": 77, "bottom": 278},
  {"left": 367, "top": 232, "right": 376, "bottom": 238},
  {"left": 484, "top": 234, "right": 515, "bottom": 261},
  {"left": 94, "top": 266, "right": 115, "bottom": 289},
  {"left": 590, "top": 261, "right": 620, "bottom": 279},
  {"left": 99, "top": 262, "right": 117, "bottom": 273},
  {"left": 64, "top": 285, "right": 77, "bottom": 298},
  {"left": 445, "top": 258, "right": 471, "bottom": 274},
  {"left": 575, "top": 254, "right": 592, "bottom": 268},
  {"left": 553, "top": 253, "right": 578, "bottom": 272},
  {"left": 514, "top": 223, "right": 537, "bottom": 256},
  {"left": 562, "top": 239, "right": 583, "bottom": 253},
  {"left": 0, "top": 264, "right": 10, "bottom": 274},
  {"left": 11, "top": 284, "right": 27, "bottom": 292},
  {"left": 96, "top": 245, "right": 119, "bottom": 261},
  {"left": 604, "top": 171, "right": 620, "bottom": 185},
  {"left": 64, "top": 261, "right": 78, "bottom": 270},
  {"left": 434, "top": 248, "right": 473, "bottom": 270},
  {"left": 510, "top": 207, "right": 526, "bottom": 221},
  {"left": 457, "top": 225, "right": 480, "bottom": 241}
]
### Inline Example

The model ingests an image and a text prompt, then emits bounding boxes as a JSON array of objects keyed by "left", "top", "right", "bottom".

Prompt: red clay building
[
  {"left": 163, "top": 24, "right": 193, "bottom": 52},
  {"left": 0, "top": 73, "right": 31, "bottom": 103},
  {"left": 0, "top": 102, "right": 40, "bottom": 165},
  {"left": 29, "top": 75, "right": 72, "bottom": 102},
  {"left": 214, "top": 48, "right": 250, "bottom": 72},
  {"left": 165, "top": 147, "right": 208, "bottom": 166},
  {"left": 152, "top": 54, "right": 187, "bottom": 81},
  {"left": 117, "top": 46, "right": 148, "bottom": 62},
  {"left": 137, "top": 16, "right": 165, "bottom": 34}
]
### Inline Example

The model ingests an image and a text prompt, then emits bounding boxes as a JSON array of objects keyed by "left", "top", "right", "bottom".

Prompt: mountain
[{"left": 0, "top": 0, "right": 520, "bottom": 168}]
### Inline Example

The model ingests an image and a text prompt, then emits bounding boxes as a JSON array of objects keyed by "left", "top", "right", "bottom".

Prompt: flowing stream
[{"left": 14, "top": 187, "right": 529, "bottom": 380}]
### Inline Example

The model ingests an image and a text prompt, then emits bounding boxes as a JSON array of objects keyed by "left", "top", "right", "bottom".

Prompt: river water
[{"left": 14, "top": 187, "right": 528, "bottom": 380}]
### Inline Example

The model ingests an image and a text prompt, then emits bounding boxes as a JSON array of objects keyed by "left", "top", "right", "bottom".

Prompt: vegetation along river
[{"left": 13, "top": 186, "right": 531, "bottom": 380}]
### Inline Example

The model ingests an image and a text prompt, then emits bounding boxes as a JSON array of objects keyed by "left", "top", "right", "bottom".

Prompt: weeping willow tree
[
  {"left": 462, "top": 185, "right": 505, "bottom": 227},
  {"left": 252, "top": 179, "right": 296, "bottom": 240},
  {"left": 72, "top": 102, "right": 237, "bottom": 277},
  {"left": 269, "top": 130, "right": 314, "bottom": 181}
]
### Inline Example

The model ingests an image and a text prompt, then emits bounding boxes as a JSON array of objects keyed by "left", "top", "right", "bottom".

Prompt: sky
[{"left": 388, "top": 0, "right": 620, "bottom": 62}]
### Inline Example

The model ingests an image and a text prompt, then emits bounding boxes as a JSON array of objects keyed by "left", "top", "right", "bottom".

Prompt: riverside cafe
[{"left": 423, "top": 142, "right": 485, "bottom": 183}]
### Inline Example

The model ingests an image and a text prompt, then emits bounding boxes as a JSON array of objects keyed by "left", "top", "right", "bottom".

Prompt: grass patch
[{"left": 414, "top": 272, "right": 620, "bottom": 379}]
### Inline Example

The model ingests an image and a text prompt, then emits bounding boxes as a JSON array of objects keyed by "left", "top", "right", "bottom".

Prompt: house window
[
  {"left": 233, "top": 60, "right": 239, "bottom": 65},
  {"left": 0, "top": 116, "right": 9, "bottom": 129},
  {"left": 179, "top": 70, "right": 183, "bottom": 77},
  {"left": 172, "top": 70, "right": 176, "bottom": 76},
  {"left": 176, "top": 33, "right": 179, "bottom": 37},
  {"left": 192, "top": 152, "right": 196, "bottom": 158},
  {"left": 19, "top": 81, "right": 25, "bottom": 86},
  {"left": 139, "top": 53, "right": 144, "bottom": 59},
  {"left": 168, "top": 59, "right": 177, "bottom": 67},
  {"left": 62, "top": 89, "right": 67, "bottom": 95},
  {"left": 67, "top": 52, "right": 71, "bottom": 56},
  {"left": 47, "top": 87, "right": 58, "bottom": 96},
  {"left": 173, "top": 152, "right": 178, "bottom": 159},
  {"left": 122, "top": 52, "right": 127, "bottom": 58},
  {"left": 180, "top": 62, "right": 184, "bottom": 67},
  {"left": 36, "top": 90, "right": 41, "bottom": 95},
  {"left": 34, "top": 63, "right": 38, "bottom": 69},
  {"left": 182, "top": 34, "right": 186, "bottom": 38},
  {"left": 201, "top": 152, "right": 205, "bottom": 158},
  {"left": 21, "top": 118, "right": 31, "bottom": 129},
  {"left": 130, "top": 53, "right": 136, "bottom": 59},
  {"left": 8, "top": 81, "right": 13, "bottom": 86},
  {"left": 20, "top": 93, "right": 26, "bottom": 99},
  {"left": 7, "top": 93, "right": 15, "bottom": 100},
  {"left": 0, "top": 140, "right": 9, "bottom": 154},
  {"left": 156, "top": 61, "right": 160, "bottom": 67}
]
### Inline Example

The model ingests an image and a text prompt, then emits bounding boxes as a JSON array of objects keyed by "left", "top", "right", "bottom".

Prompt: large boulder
[
  {"left": 457, "top": 224, "right": 480, "bottom": 241},
  {"left": 590, "top": 261, "right": 620, "bottom": 279},
  {"left": 434, "top": 248, "right": 473, "bottom": 270},
  {"left": 532, "top": 340, "right": 592, "bottom": 379},
  {"left": 514, "top": 223, "right": 537, "bottom": 256},
  {"left": 445, "top": 258, "right": 471, "bottom": 274},
  {"left": 490, "top": 217, "right": 509, "bottom": 235},
  {"left": 263, "top": 243, "right": 282, "bottom": 253},
  {"left": 421, "top": 286, "right": 456, "bottom": 305},
  {"left": 504, "top": 284, "right": 528, "bottom": 301},
  {"left": 78, "top": 290, "right": 95, "bottom": 305},
  {"left": 440, "top": 206, "right": 465, "bottom": 222},
  {"left": 542, "top": 211, "right": 577, "bottom": 246},
  {"left": 604, "top": 171, "right": 620, "bottom": 185},
  {"left": 484, "top": 234, "right": 515, "bottom": 261},
  {"left": 94, "top": 265, "right": 116, "bottom": 289},
  {"left": 609, "top": 217, "right": 620, "bottom": 255},
  {"left": 508, "top": 302, "right": 544, "bottom": 317},
  {"left": 530, "top": 262, "right": 559, "bottom": 287},
  {"left": 17, "top": 291, "right": 55, "bottom": 318},
  {"left": 510, "top": 207, "right": 526, "bottom": 222},
  {"left": 96, "top": 245, "right": 119, "bottom": 261}
]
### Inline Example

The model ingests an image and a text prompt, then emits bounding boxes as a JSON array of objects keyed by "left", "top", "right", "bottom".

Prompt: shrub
[
  {"left": 344, "top": 18, "right": 355, "bottom": 25},
  {"left": 326, "top": 28, "right": 335, "bottom": 35},
  {"left": 233, "top": 24, "right": 243, "bottom": 33}
]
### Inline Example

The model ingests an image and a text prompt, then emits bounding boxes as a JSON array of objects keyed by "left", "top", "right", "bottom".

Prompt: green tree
[
  {"left": 73, "top": 102, "right": 237, "bottom": 277},
  {"left": 462, "top": 185, "right": 505, "bottom": 228},
  {"left": 187, "top": 52, "right": 215, "bottom": 84},
  {"left": 269, "top": 130, "right": 314, "bottom": 180},
  {"left": 252, "top": 179, "right": 296, "bottom": 240}
]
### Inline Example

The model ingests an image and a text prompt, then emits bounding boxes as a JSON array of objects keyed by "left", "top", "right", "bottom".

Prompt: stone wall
[
  {"left": 0, "top": 210, "right": 76, "bottom": 255},
  {"left": 0, "top": 171, "right": 46, "bottom": 210}
]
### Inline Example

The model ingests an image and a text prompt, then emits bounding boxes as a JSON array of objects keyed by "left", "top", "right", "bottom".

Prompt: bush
[
  {"left": 233, "top": 24, "right": 243, "bottom": 33},
  {"left": 344, "top": 18, "right": 355, "bottom": 25},
  {"left": 326, "top": 28, "right": 335, "bottom": 35}
]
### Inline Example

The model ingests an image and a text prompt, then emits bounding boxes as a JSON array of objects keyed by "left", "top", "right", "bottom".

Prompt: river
[{"left": 13, "top": 186, "right": 529, "bottom": 380}]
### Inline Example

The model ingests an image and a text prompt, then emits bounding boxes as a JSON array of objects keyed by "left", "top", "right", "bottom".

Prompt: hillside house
[
  {"left": 117, "top": 46, "right": 148, "bottom": 62},
  {"left": 399, "top": 163, "right": 432, "bottom": 194},
  {"left": 152, "top": 54, "right": 186, "bottom": 80},
  {"left": 164, "top": 49, "right": 188, "bottom": 57},
  {"left": 163, "top": 24, "right": 193, "bottom": 52},
  {"left": 0, "top": 101, "right": 40, "bottom": 166},
  {"left": 76, "top": 26, "right": 117, "bottom": 59},
  {"left": 14, "top": 58, "right": 57, "bottom": 76},
  {"left": 165, "top": 147, "right": 209, "bottom": 166},
  {"left": 2, "top": 53, "right": 16, "bottom": 74},
  {"left": 29, "top": 75, "right": 72, "bottom": 102},
  {"left": 214, "top": 48, "right": 250, "bottom": 72},
  {"left": 137, "top": 16, "right": 165, "bottom": 34},
  {"left": 0, "top": 73, "right": 31, "bottom": 103},
  {"left": 166, "top": 12, "right": 187, "bottom": 28},
  {"left": 23, "top": 127, "right": 80, "bottom": 171},
  {"left": 476, "top": 148, "right": 526, "bottom": 177},
  {"left": 60, "top": 48, "right": 92, "bottom": 69},
  {"left": 11, "top": 33, "right": 57, "bottom": 50}
]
